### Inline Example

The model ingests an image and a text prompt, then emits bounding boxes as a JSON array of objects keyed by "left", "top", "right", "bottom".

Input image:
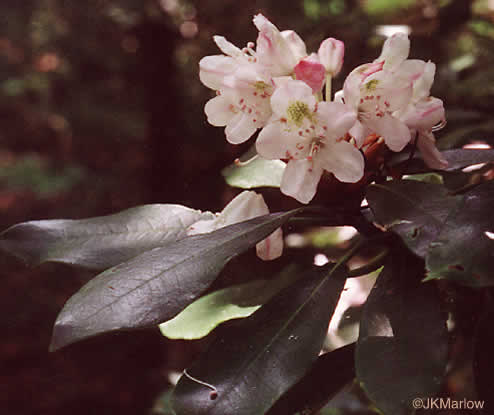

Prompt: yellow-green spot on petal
[
  {"left": 357, "top": 64, "right": 371, "bottom": 74},
  {"left": 255, "top": 81, "right": 270, "bottom": 93},
  {"left": 364, "top": 79, "right": 379, "bottom": 91},
  {"left": 287, "top": 101, "right": 311, "bottom": 127}
]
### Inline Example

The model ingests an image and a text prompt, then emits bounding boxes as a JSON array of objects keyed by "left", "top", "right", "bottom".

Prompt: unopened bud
[{"left": 318, "top": 38, "right": 344, "bottom": 76}]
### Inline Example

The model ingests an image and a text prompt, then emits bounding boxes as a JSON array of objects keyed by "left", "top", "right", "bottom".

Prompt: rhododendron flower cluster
[{"left": 200, "top": 14, "right": 446, "bottom": 204}]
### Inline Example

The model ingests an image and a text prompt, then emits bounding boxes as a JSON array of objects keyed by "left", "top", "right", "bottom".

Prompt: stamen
[
  {"left": 234, "top": 154, "right": 259, "bottom": 166},
  {"left": 432, "top": 119, "right": 447, "bottom": 132},
  {"left": 183, "top": 369, "right": 218, "bottom": 400},
  {"left": 243, "top": 42, "right": 257, "bottom": 57}
]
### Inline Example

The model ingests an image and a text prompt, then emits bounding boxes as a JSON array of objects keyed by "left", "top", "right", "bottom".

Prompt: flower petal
[
  {"left": 281, "top": 30, "right": 307, "bottom": 61},
  {"left": 217, "top": 190, "right": 283, "bottom": 260},
  {"left": 360, "top": 71, "right": 413, "bottom": 112},
  {"left": 400, "top": 97, "right": 445, "bottom": 131},
  {"left": 256, "top": 121, "right": 308, "bottom": 160},
  {"left": 190, "top": 190, "right": 284, "bottom": 261},
  {"left": 364, "top": 113, "right": 411, "bottom": 152},
  {"left": 319, "top": 140, "right": 364, "bottom": 183},
  {"left": 218, "top": 191, "right": 267, "bottom": 226},
  {"left": 294, "top": 54, "right": 326, "bottom": 93},
  {"left": 254, "top": 14, "right": 304, "bottom": 76},
  {"left": 349, "top": 120, "right": 370, "bottom": 148},
  {"left": 416, "top": 131, "right": 448, "bottom": 169},
  {"left": 225, "top": 112, "right": 258, "bottom": 144},
  {"left": 317, "top": 102, "right": 357, "bottom": 140},
  {"left": 395, "top": 59, "right": 427, "bottom": 84},
  {"left": 204, "top": 95, "right": 236, "bottom": 126},
  {"left": 256, "top": 228, "right": 283, "bottom": 261},
  {"left": 213, "top": 35, "right": 243, "bottom": 57},
  {"left": 199, "top": 55, "right": 237, "bottom": 90},
  {"left": 270, "top": 79, "right": 316, "bottom": 117},
  {"left": 343, "top": 62, "right": 384, "bottom": 108},
  {"left": 280, "top": 159, "right": 323, "bottom": 204},
  {"left": 376, "top": 32, "right": 410, "bottom": 72},
  {"left": 412, "top": 61, "right": 436, "bottom": 102}
]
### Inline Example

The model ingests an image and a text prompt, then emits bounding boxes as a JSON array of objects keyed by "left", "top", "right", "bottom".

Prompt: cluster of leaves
[{"left": 2, "top": 146, "right": 494, "bottom": 414}]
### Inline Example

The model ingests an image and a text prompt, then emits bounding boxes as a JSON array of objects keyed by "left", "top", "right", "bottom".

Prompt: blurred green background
[{"left": 1, "top": 1, "right": 491, "bottom": 414}]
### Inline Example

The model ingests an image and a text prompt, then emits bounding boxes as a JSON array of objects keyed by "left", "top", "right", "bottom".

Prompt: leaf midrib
[
  {"left": 209, "top": 241, "right": 355, "bottom": 411},
  {"left": 68, "top": 211, "right": 295, "bottom": 326}
]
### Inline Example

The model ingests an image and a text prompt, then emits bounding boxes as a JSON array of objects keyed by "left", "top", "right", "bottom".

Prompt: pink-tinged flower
[
  {"left": 341, "top": 66, "right": 413, "bottom": 152},
  {"left": 256, "top": 79, "right": 362, "bottom": 203},
  {"left": 318, "top": 38, "right": 344, "bottom": 76},
  {"left": 186, "top": 191, "right": 283, "bottom": 260},
  {"left": 253, "top": 14, "right": 307, "bottom": 76},
  {"left": 394, "top": 61, "right": 447, "bottom": 169},
  {"left": 336, "top": 33, "right": 439, "bottom": 152},
  {"left": 200, "top": 36, "right": 274, "bottom": 144},
  {"left": 294, "top": 53, "right": 326, "bottom": 93}
]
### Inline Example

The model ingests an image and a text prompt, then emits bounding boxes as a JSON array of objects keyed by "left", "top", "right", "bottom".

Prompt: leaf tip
[{"left": 49, "top": 319, "right": 78, "bottom": 352}]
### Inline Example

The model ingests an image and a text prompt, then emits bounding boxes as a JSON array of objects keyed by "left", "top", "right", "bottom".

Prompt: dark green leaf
[
  {"left": 0, "top": 204, "right": 214, "bottom": 270},
  {"left": 159, "top": 264, "right": 301, "bottom": 340},
  {"left": 49, "top": 210, "right": 299, "bottom": 351},
  {"left": 266, "top": 343, "right": 355, "bottom": 415},
  {"left": 390, "top": 148, "right": 494, "bottom": 175},
  {"left": 356, "top": 252, "right": 448, "bottom": 415},
  {"left": 426, "top": 181, "right": 494, "bottom": 286},
  {"left": 172, "top": 263, "right": 347, "bottom": 415},
  {"left": 366, "top": 180, "right": 459, "bottom": 257}
]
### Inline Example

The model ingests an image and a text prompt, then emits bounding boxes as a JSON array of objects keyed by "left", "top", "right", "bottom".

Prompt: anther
[
  {"left": 432, "top": 119, "right": 447, "bottom": 132},
  {"left": 234, "top": 155, "right": 259, "bottom": 166}
]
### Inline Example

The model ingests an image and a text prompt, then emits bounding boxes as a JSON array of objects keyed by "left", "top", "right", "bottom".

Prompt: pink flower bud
[
  {"left": 318, "top": 38, "right": 344, "bottom": 76},
  {"left": 294, "top": 54, "right": 326, "bottom": 93}
]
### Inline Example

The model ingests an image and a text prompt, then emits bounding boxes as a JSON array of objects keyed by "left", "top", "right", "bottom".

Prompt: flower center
[
  {"left": 286, "top": 101, "right": 311, "bottom": 127},
  {"left": 364, "top": 79, "right": 379, "bottom": 92}
]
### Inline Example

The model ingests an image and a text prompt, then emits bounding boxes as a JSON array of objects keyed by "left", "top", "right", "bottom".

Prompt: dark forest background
[{"left": 2, "top": 1, "right": 493, "bottom": 414}]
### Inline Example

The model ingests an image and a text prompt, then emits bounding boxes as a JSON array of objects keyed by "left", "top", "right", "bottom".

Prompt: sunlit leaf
[
  {"left": 222, "top": 153, "right": 285, "bottom": 189},
  {"left": 159, "top": 264, "right": 301, "bottom": 340},
  {"left": 266, "top": 343, "right": 355, "bottom": 415},
  {"left": 49, "top": 210, "right": 299, "bottom": 351},
  {"left": 0, "top": 204, "right": 214, "bottom": 270},
  {"left": 356, "top": 252, "right": 448, "bottom": 415},
  {"left": 172, "top": 263, "right": 346, "bottom": 415}
]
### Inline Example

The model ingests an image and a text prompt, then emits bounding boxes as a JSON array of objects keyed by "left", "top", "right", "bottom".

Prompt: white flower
[
  {"left": 338, "top": 33, "right": 432, "bottom": 152},
  {"left": 256, "top": 79, "right": 362, "bottom": 204},
  {"left": 186, "top": 191, "right": 283, "bottom": 261},
  {"left": 200, "top": 36, "right": 274, "bottom": 144}
]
